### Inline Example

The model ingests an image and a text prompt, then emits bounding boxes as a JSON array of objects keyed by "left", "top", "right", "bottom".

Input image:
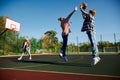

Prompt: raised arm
[
  {"left": 80, "top": 4, "right": 88, "bottom": 19},
  {"left": 66, "top": 6, "right": 77, "bottom": 21}
]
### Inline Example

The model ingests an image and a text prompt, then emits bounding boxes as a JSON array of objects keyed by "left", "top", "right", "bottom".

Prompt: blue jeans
[
  {"left": 61, "top": 35, "right": 68, "bottom": 56},
  {"left": 86, "top": 31, "right": 99, "bottom": 57}
]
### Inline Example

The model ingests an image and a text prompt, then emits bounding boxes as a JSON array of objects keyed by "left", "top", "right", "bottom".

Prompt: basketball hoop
[
  {"left": 5, "top": 18, "right": 20, "bottom": 32},
  {"left": 0, "top": 18, "right": 20, "bottom": 36}
]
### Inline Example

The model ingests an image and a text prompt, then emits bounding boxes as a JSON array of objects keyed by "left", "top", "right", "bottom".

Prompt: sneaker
[
  {"left": 18, "top": 57, "right": 22, "bottom": 60},
  {"left": 97, "top": 57, "right": 101, "bottom": 61},
  {"left": 59, "top": 53, "right": 68, "bottom": 62},
  {"left": 91, "top": 57, "right": 101, "bottom": 66},
  {"left": 29, "top": 57, "right": 32, "bottom": 60},
  {"left": 59, "top": 53, "right": 63, "bottom": 57},
  {"left": 62, "top": 56, "right": 68, "bottom": 62}
]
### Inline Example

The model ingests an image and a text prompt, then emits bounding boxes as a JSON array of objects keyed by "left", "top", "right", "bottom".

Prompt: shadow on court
[{"left": 15, "top": 60, "right": 91, "bottom": 67}]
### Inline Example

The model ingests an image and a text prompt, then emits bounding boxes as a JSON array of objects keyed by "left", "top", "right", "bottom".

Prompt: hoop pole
[
  {"left": 0, "top": 29, "right": 8, "bottom": 36},
  {"left": 114, "top": 33, "right": 118, "bottom": 52}
]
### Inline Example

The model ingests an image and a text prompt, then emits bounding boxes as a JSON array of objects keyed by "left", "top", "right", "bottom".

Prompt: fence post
[
  {"left": 114, "top": 33, "right": 118, "bottom": 52},
  {"left": 16, "top": 33, "right": 19, "bottom": 55},
  {"left": 100, "top": 34, "right": 104, "bottom": 52},
  {"left": 76, "top": 36, "right": 79, "bottom": 53},
  {"left": 3, "top": 32, "right": 6, "bottom": 55}
]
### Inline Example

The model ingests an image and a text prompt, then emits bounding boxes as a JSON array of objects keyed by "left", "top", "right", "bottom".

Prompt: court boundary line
[
  {"left": 0, "top": 67, "right": 119, "bottom": 78},
  {"left": 11, "top": 64, "right": 50, "bottom": 69}
]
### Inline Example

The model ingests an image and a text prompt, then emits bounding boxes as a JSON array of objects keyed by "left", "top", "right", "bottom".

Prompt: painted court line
[{"left": 10, "top": 64, "right": 50, "bottom": 69}]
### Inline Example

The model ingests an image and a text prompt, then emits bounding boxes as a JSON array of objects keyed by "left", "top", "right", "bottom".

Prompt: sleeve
[
  {"left": 80, "top": 8, "right": 88, "bottom": 19},
  {"left": 66, "top": 10, "right": 76, "bottom": 21}
]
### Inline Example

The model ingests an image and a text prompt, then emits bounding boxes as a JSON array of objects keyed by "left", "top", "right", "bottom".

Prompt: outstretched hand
[
  {"left": 74, "top": 6, "right": 78, "bottom": 11},
  {"left": 80, "top": 4, "right": 82, "bottom": 9}
]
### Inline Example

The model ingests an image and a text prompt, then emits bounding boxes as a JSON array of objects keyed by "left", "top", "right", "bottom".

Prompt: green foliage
[
  {"left": 79, "top": 42, "right": 91, "bottom": 52},
  {"left": 67, "top": 43, "right": 79, "bottom": 53},
  {"left": 30, "top": 37, "right": 41, "bottom": 53},
  {"left": 42, "top": 30, "right": 59, "bottom": 53}
]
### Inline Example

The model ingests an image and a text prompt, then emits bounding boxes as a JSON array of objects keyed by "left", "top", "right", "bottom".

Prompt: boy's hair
[{"left": 89, "top": 9, "right": 96, "bottom": 16}]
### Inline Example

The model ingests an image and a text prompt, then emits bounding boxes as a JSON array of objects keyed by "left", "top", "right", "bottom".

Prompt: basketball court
[{"left": 0, "top": 54, "right": 120, "bottom": 80}]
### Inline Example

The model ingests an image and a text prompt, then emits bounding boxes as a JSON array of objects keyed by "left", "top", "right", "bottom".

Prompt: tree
[
  {"left": 30, "top": 37, "right": 39, "bottom": 53},
  {"left": 43, "top": 30, "right": 58, "bottom": 53},
  {"left": 79, "top": 42, "right": 91, "bottom": 52}
]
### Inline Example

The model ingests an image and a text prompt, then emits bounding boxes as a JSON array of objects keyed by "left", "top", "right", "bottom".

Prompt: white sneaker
[
  {"left": 97, "top": 57, "right": 101, "bottom": 61},
  {"left": 91, "top": 57, "right": 101, "bottom": 66},
  {"left": 59, "top": 53, "right": 63, "bottom": 57},
  {"left": 18, "top": 57, "right": 22, "bottom": 60},
  {"left": 29, "top": 57, "right": 32, "bottom": 60},
  {"left": 59, "top": 53, "right": 68, "bottom": 62}
]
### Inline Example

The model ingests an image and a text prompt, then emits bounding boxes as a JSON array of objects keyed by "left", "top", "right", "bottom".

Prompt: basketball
[{"left": 81, "top": 2, "right": 87, "bottom": 9}]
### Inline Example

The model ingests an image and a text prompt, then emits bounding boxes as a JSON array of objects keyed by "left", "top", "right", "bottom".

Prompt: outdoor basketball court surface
[{"left": 0, "top": 54, "right": 120, "bottom": 80}]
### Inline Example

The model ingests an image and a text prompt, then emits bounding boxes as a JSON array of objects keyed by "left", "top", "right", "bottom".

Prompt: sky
[{"left": 0, "top": 0, "right": 120, "bottom": 44}]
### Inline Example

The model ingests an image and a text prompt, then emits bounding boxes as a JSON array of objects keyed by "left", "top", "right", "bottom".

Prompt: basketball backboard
[{"left": 5, "top": 18, "right": 20, "bottom": 32}]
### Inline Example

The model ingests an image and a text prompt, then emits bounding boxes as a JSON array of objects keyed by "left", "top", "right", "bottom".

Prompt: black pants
[{"left": 61, "top": 35, "right": 68, "bottom": 56}]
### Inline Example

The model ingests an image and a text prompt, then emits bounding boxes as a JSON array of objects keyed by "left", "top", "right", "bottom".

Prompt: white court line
[
  {"left": 11, "top": 64, "right": 50, "bottom": 69},
  {"left": 0, "top": 64, "right": 50, "bottom": 71}
]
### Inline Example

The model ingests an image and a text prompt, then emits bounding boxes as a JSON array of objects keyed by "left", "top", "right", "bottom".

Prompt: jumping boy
[
  {"left": 58, "top": 6, "right": 77, "bottom": 62},
  {"left": 80, "top": 2, "right": 100, "bottom": 66}
]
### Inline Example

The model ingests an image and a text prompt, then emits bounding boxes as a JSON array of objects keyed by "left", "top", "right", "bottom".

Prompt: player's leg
[
  {"left": 87, "top": 31, "right": 99, "bottom": 56},
  {"left": 26, "top": 47, "right": 32, "bottom": 60},
  {"left": 59, "top": 35, "right": 68, "bottom": 62},
  {"left": 86, "top": 31, "right": 100, "bottom": 65},
  {"left": 62, "top": 35, "right": 68, "bottom": 56},
  {"left": 18, "top": 50, "right": 25, "bottom": 60}
]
